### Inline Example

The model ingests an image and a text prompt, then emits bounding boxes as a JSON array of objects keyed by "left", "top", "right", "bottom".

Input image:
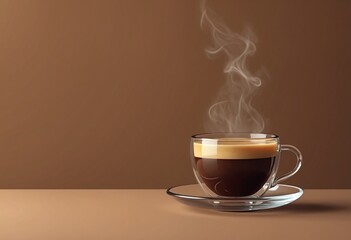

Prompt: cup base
[{"left": 198, "top": 182, "right": 271, "bottom": 198}]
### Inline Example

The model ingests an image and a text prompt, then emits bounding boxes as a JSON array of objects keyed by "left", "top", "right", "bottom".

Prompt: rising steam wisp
[{"left": 201, "top": 4, "right": 265, "bottom": 133}]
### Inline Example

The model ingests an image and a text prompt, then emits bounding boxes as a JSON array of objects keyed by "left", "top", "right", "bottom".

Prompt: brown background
[{"left": 0, "top": 0, "right": 350, "bottom": 189}]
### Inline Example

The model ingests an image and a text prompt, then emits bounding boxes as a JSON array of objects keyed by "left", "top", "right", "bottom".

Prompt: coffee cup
[{"left": 191, "top": 133, "right": 302, "bottom": 197}]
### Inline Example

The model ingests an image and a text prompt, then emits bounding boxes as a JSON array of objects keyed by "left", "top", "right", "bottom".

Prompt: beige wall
[{"left": 0, "top": 0, "right": 350, "bottom": 188}]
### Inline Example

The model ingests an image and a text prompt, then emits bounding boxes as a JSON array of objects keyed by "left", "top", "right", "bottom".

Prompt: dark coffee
[
  {"left": 193, "top": 140, "right": 277, "bottom": 197},
  {"left": 194, "top": 157, "right": 275, "bottom": 196}
]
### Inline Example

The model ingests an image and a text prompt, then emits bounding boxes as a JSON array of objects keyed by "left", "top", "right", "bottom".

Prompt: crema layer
[{"left": 193, "top": 141, "right": 277, "bottom": 159}]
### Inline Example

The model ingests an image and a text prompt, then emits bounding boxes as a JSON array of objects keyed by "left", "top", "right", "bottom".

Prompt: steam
[{"left": 201, "top": 3, "right": 265, "bottom": 133}]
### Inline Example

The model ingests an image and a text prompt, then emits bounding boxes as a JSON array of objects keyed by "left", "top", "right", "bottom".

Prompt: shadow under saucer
[{"left": 269, "top": 202, "right": 350, "bottom": 214}]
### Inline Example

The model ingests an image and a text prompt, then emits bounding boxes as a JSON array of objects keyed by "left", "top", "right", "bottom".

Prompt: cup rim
[{"left": 191, "top": 132, "right": 279, "bottom": 141}]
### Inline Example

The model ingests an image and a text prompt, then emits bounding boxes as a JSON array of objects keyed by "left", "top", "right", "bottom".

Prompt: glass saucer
[{"left": 166, "top": 184, "right": 303, "bottom": 212}]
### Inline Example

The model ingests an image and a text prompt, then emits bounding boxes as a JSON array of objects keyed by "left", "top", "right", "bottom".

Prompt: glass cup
[{"left": 191, "top": 133, "right": 302, "bottom": 197}]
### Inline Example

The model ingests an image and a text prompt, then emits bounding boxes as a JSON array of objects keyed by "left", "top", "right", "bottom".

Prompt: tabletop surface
[{"left": 0, "top": 188, "right": 350, "bottom": 240}]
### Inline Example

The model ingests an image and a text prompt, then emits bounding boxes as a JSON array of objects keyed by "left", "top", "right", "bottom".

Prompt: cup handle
[{"left": 272, "top": 144, "right": 302, "bottom": 187}]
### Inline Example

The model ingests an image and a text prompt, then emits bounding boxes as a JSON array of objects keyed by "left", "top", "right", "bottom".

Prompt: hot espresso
[{"left": 193, "top": 140, "right": 277, "bottom": 196}]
